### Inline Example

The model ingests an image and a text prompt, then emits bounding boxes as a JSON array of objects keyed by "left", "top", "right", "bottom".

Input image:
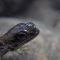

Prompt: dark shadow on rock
[{"left": 0, "top": 0, "right": 34, "bottom": 17}]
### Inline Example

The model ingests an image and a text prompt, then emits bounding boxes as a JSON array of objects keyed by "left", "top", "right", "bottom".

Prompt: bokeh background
[{"left": 0, "top": 0, "right": 60, "bottom": 60}]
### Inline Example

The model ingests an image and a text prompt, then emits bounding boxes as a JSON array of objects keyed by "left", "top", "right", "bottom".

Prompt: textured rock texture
[{"left": 0, "top": 19, "right": 60, "bottom": 60}]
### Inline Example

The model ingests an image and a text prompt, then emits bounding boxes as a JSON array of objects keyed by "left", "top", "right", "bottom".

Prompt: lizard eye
[{"left": 14, "top": 32, "right": 28, "bottom": 40}]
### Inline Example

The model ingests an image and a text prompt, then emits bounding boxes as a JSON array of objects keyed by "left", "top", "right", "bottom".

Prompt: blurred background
[{"left": 0, "top": 0, "right": 60, "bottom": 60}]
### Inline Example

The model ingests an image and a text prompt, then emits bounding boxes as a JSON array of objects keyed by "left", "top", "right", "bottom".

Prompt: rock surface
[{"left": 0, "top": 19, "right": 60, "bottom": 60}]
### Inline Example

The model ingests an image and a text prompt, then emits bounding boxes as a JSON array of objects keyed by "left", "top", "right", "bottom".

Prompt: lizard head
[{"left": 0, "top": 22, "right": 39, "bottom": 51}]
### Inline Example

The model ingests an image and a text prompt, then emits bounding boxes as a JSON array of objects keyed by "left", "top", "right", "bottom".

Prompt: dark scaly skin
[{"left": 0, "top": 22, "right": 39, "bottom": 56}]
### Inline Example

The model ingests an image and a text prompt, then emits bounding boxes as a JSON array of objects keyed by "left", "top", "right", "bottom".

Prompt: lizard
[{"left": 0, "top": 22, "right": 39, "bottom": 57}]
